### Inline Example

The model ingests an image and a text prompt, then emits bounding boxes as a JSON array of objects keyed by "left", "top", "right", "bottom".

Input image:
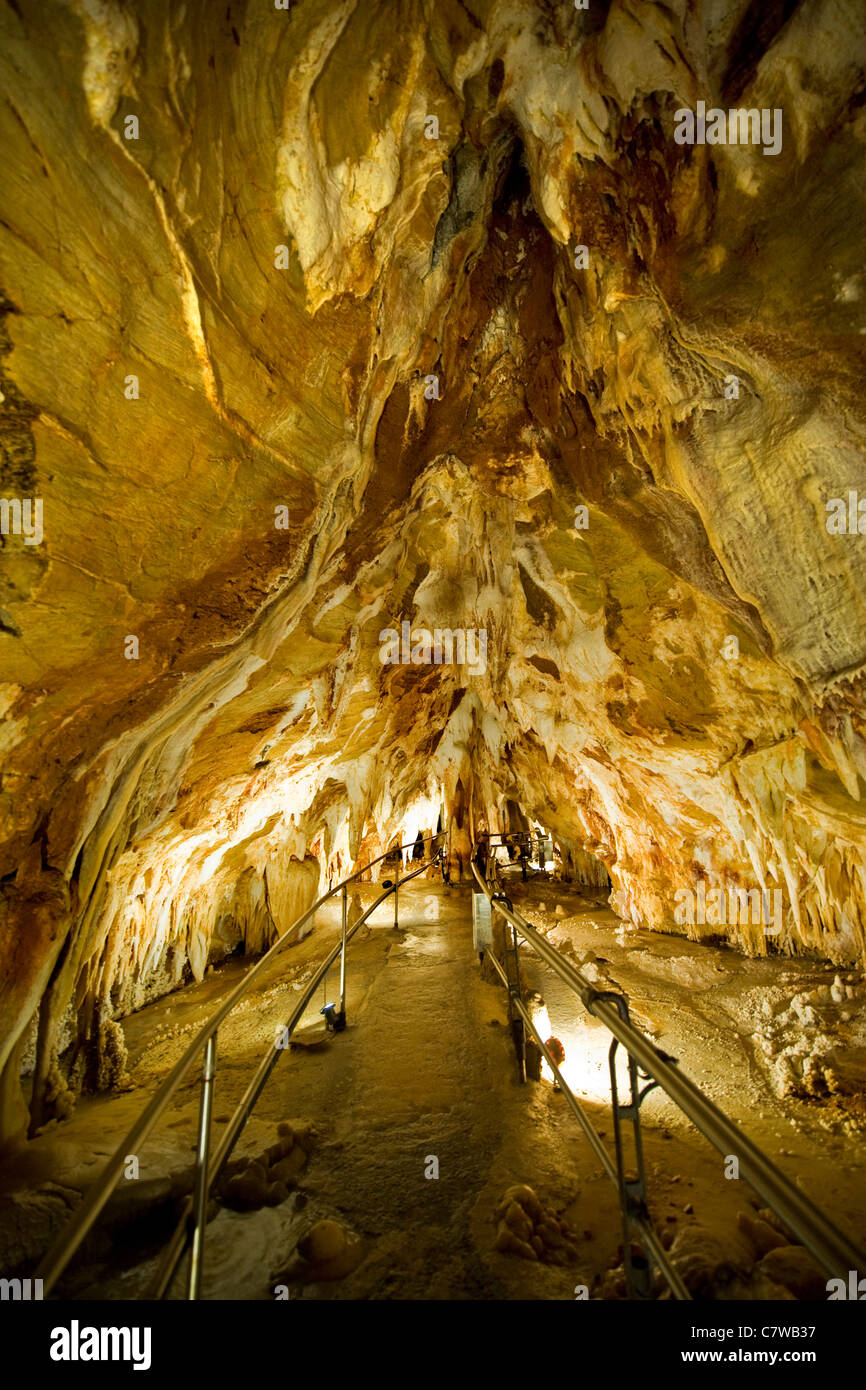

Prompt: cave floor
[{"left": 4, "top": 875, "right": 866, "bottom": 1300}]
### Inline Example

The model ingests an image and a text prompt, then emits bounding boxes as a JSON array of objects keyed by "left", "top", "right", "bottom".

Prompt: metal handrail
[
  {"left": 35, "top": 832, "right": 444, "bottom": 1297},
  {"left": 478, "top": 939, "right": 690, "bottom": 1299},
  {"left": 472, "top": 833, "right": 866, "bottom": 1293}
]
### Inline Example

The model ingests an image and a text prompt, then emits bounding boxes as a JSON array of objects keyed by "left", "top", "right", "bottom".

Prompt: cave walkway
[
  {"left": 189, "top": 873, "right": 866, "bottom": 1301},
  {"left": 26, "top": 876, "right": 866, "bottom": 1300},
  {"left": 194, "top": 876, "right": 594, "bottom": 1300}
]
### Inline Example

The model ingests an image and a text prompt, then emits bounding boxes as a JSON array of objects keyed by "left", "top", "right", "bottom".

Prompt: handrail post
[
  {"left": 338, "top": 882, "right": 348, "bottom": 1026},
  {"left": 394, "top": 854, "right": 400, "bottom": 928},
  {"left": 607, "top": 1025, "right": 654, "bottom": 1299},
  {"left": 188, "top": 1032, "right": 217, "bottom": 1301}
]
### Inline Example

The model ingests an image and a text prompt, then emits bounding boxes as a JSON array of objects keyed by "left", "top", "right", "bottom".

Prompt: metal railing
[
  {"left": 35, "top": 832, "right": 445, "bottom": 1299},
  {"left": 472, "top": 832, "right": 866, "bottom": 1299},
  {"left": 483, "top": 829, "right": 560, "bottom": 880}
]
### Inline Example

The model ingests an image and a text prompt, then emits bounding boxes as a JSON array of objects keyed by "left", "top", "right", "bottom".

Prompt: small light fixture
[{"left": 320, "top": 1003, "right": 346, "bottom": 1032}]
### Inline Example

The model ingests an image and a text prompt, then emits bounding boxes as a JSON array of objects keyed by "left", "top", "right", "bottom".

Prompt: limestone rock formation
[
  {"left": 494, "top": 1182, "right": 579, "bottom": 1264},
  {"left": 1, "top": 0, "right": 865, "bottom": 1139}
]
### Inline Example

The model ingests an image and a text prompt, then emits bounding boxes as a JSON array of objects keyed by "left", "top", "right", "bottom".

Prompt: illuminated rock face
[{"left": 1, "top": 0, "right": 865, "bottom": 1136}]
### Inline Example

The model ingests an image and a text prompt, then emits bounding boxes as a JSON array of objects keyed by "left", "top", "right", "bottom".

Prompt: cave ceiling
[{"left": 1, "top": 0, "right": 866, "bottom": 1131}]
